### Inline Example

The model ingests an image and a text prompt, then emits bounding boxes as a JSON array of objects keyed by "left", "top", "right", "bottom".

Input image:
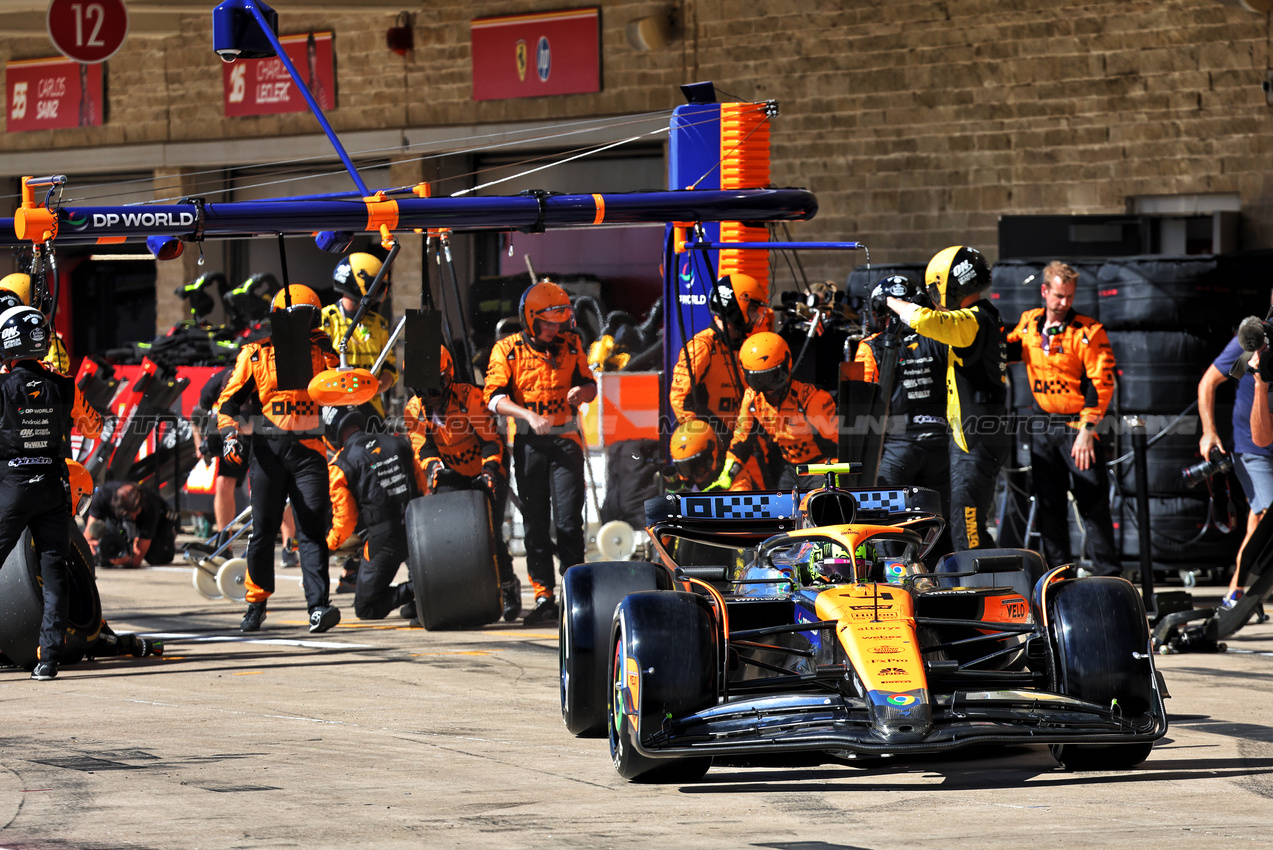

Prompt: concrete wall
[{"left": 0, "top": 0, "right": 1271, "bottom": 326}]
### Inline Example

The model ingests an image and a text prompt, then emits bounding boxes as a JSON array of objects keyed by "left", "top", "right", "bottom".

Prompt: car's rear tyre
[
  {"left": 405, "top": 492, "right": 502, "bottom": 630},
  {"left": 1046, "top": 576, "right": 1156, "bottom": 770},
  {"left": 560, "top": 561, "right": 671, "bottom": 737},
  {"left": 0, "top": 523, "right": 103, "bottom": 669},
  {"left": 609, "top": 591, "right": 716, "bottom": 783}
]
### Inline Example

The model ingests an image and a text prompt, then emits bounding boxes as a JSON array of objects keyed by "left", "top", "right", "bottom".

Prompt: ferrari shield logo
[{"left": 515, "top": 40, "right": 527, "bottom": 81}]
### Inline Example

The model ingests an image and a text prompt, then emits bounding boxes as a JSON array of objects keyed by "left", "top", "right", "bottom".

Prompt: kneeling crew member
[
  {"left": 216, "top": 285, "right": 342, "bottom": 634},
  {"left": 667, "top": 419, "right": 764, "bottom": 493},
  {"left": 484, "top": 281, "right": 596, "bottom": 626},
  {"left": 888, "top": 246, "right": 1009, "bottom": 551},
  {"left": 724, "top": 332, "right": 838, "bottom": 491},
  {"left": 405, "top": 345, "right": 521, "bottom": 622},
  {"left": 324, "top": 407, "right": 419, "bottom": 620},
  {"left": 1007, "top": 261, "right": 1119, "bottom": 575},
  {"left": 0, "top": 306, "right": 104, "bottom": 679}
]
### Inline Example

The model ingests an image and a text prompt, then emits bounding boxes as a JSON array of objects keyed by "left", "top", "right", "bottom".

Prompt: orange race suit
[
  {"left": 404, "top": 382, "right": 507, "bottom": 485},
  {"left": 484, "top": 329, "right": 595, "bottom": 598},
  {"left": 1007, "top": 307, "right": 1115, "bottom": 427},
  {"left": 483, "top": 330, "right": 595, "bottom": 446},
  {"left": 670, "top": 326, "right": 748, "bottom": 433},
  {"left": 726, "top": 379, "right": 839, "bottom": 472},
  {"left": 1006, "top": 307, "right": 1120, "bottom": 574},
  {"left": 215, "top": 329, "right": 340, "bottom": 609},
  {"left": 405, "top": 383, "right": 516, "bottom": 587},
  {"left": 215, "top": 329, "right": 340, "bottom": 454}
]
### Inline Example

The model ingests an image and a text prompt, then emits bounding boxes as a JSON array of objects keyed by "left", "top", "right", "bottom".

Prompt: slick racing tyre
[
  {"left": 1096, "top": 255, "right": 1247, "bottom": 332},
  {"left": 405, "top": 492, "right": 501, "bottom": 630},
  {"left": 0, "top": 523, "right": 103, "bottom": 669},
  {"left": 609, "top": 591, "right": 717, "bottom": 783},
  {"left": 560, "top": 561, "right": 672, "bottom": 737},
  {"left": 1105, "top": 330, "right": 1214, "bottom": 415},
  {"left": 989, "top": 258, "right": 1100, "bottom": 327},
  {"left": 1046, "top": 577, "right": 1156, "bottom": 770}
]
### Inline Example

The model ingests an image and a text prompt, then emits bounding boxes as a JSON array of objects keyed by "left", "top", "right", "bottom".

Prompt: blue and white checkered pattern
[
  {"left": 680, "top": 493, "right": 799, "bottom": 520},
  {"left": 850, "top": 489, "right": 909, "bottom": 514}
]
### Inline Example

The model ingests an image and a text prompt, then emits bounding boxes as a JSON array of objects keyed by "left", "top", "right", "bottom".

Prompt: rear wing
[{"left": 644, "top": 486, "right": 942, "bottom": 536}]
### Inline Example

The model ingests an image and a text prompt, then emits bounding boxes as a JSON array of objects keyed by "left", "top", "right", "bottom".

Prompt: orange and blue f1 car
[{"left": 560, "top": 463, "right": 1168, "bottom": 782}]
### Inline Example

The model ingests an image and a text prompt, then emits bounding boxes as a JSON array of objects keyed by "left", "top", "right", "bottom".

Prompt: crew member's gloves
[
  {"left": 477, "top": 462, "right": 505, "bottom": 498},
  {"left": 423, "top": 459, "right": 444, "bottom": 493},
  {"left": 704, "top": 461, "right": 741, "bottom": 492},
  {"left": 222, "top": 432, "right": 244, "bottom": 466}
]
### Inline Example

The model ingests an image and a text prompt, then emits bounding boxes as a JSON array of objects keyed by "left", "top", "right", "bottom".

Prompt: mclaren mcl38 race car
[{"left": 560, "top": 463, "right": 1168, "bottom": 783}]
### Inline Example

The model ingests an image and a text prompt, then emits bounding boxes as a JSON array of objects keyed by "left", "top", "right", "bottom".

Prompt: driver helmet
[{"left": 0, "top": 306, "right": 50, "bottom": 363}]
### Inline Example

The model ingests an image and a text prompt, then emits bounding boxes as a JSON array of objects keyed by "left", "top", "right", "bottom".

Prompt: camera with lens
[{"left": 1181, "top": 446, "right": 1235, "bottom": 488}]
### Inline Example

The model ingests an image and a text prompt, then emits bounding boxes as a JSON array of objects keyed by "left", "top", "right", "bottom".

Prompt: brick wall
[{"left": 1, "top": 0, "right": 1271, "bottom": 316}]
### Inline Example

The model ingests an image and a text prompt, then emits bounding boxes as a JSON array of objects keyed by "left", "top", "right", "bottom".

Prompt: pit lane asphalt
[{"left": 1, "top": 564, "right": 1272, "bottom": 850}]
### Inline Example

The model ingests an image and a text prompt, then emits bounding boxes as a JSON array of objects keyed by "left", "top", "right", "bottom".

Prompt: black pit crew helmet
[{"left": 0, "top": 306, "right": 50, "bottom": 363}]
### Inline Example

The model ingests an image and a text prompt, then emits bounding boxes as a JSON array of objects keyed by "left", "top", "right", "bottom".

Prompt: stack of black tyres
[{"left": 1097, "top": 254, "right": 1260, "bottom": 572}]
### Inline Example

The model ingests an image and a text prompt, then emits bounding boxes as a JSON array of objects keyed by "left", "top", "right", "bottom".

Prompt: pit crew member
[
  {"left": 723, "top": 332, "right": 838, "bottom": 491},
  {"left": 856, "top": 275, "right": 951, "bottom": 517},
  {"left": 216, "top": 284, "right": 341, "bottom": 634},
  {"left": 1007, "top": 261, "right": 1119, "bottom": 575},
  {"left": 484, "top": 280, "right": 596, "bottom": 626},
  {"left": 324, "top": 406, "right": 420, "bottom": 620},
  {"left": 405, "top": 345, "right": 521, "bottom": 622},
  {"left": 888, "top": 245, "right": 1009, "bottom": 551},
  {"left": 319, "top": 253, "right": 398, "bottom": 424},
  {"left": 0, "top": 305, "right": 104, "bottom": 679}
]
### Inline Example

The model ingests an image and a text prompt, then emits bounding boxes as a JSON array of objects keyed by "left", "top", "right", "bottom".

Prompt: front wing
[{"left": 628, "top": 685, "right": 1169, "bottom": 760}]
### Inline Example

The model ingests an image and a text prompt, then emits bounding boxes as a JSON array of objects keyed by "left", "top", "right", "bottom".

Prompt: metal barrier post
[{"left": 1127, "top": 415, "right": 1156, "bottom": 618}]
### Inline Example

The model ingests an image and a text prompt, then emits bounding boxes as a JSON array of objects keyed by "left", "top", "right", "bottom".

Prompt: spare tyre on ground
[
  {"left": 405, "top": 491, "right": 502, "bottom": 630},
  {"left": 0, "top": 520, "right": 103, "bottom": 669}
]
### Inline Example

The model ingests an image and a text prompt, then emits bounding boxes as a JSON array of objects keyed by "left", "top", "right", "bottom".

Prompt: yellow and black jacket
[
  {"left": 906, "top": 300, "right": 1009, "bottom": 452},
  {"left": 319, "top": 304, "right": 398, "bottom": 417}
]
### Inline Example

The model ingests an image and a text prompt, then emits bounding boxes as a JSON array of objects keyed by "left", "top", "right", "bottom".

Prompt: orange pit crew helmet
[
  {"left": 272, "top": 284, "right": 322, "bottom": 315},
  {"left": 417, "top": 345, "right": 455, "bottom": 402},
  {"left": 670, "top": 420, "right": 719, "bottom": 486},
  {"left": 711, "top": 273, "right": 769, "bottom": 347},
  {"left": 739, "top": 332, "right": 792, "bottom": 396},
  {"left": 520, "top": 280, "right": 573, "bottom": 339}
]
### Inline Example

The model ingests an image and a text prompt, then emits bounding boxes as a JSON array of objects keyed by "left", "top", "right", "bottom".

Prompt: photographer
[{"left": 1199, "top": 314, "right": 1273, "bottom": 607}]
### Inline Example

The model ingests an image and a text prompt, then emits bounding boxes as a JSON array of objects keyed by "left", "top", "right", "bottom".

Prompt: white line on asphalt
[{"left": 142, "top": 632, "right": 372, "bottom": 649}]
